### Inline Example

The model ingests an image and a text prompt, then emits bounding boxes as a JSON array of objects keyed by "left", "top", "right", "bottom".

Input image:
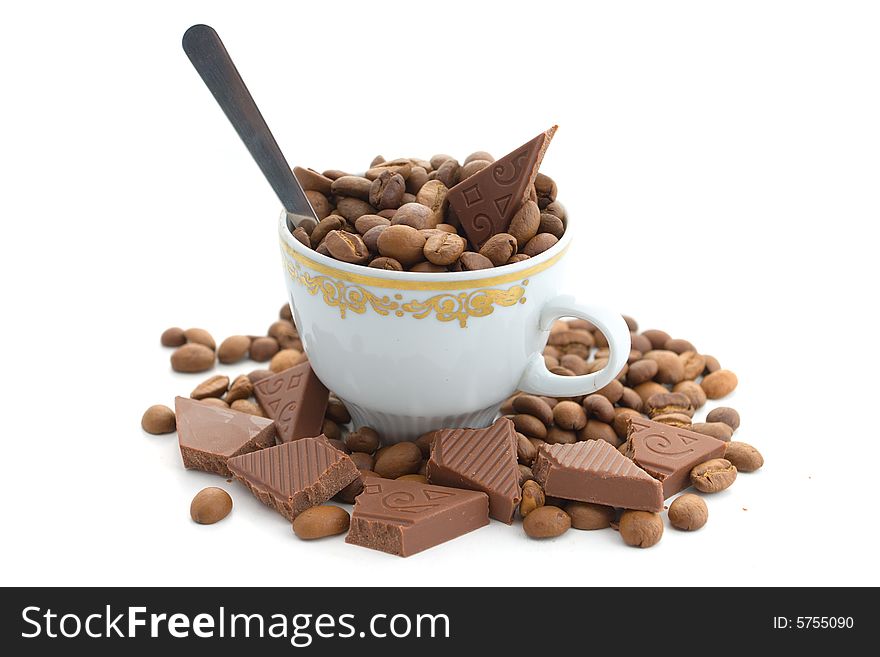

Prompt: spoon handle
[{"left": 182, "top": 24, "right": 315, "bottom": 221}]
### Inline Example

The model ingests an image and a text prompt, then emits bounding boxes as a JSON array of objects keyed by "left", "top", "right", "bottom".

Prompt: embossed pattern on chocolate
[
  {"left": 253, "top": 361, "right": 329, "bottom": 444},
  {"left": 447, "top": 126, "right": 557, "bottom": 248}
]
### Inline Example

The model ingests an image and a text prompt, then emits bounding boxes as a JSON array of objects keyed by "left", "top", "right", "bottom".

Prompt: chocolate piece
[
  {"left": 227, "top": 436, "right": 359, "bottom": 521},
  {"left": 533, "top": 440, "right": 663, "bottom": 512},
  {"left": 346, "top": 478, "right": 489, "bottom": 557},
  {"left": 253, "top": 361, "right": 329, "bottom": 444},
  {"left": 425, "top": 418, "right": 521, "bottom": 523},
  {"left": 622, "top": 417, "right": 727, "bottom": 498},
  {"left": 447, "top": 126, "right": 556, "bottom": 248},
  {"left": 175, "top": 397, "right": 276, "bottom": 476}
]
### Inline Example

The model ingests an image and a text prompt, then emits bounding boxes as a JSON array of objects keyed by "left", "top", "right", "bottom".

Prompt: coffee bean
[
  {"left": 377, "top": 225, "right": 426, "bottom": 267},
  {"left": 633, "top": 381, "right": 667, "bottom": 404},
  {"left": 305, "top": 190, "right": 332, "bottom": 219},
  {"left": 457, "top": 251, "right": 494, "bottom": 270},
  {"left": 293, "top": 505, "right": 350, "bottom": 539},
  {"left": 641, "top": 330, "right": 671, "bottom": 350},
  {"left": 627, "top": 359, "right": 659, "bottom": 386},
  {"left": 217, "top": 335, "right": 250, "bottom": 364},
  {"left": 362, "top": 225, "right": 388, "bottom": 252},
  {"left": 161, "top": 327, "right": 186, "bottom": 347},
  {"left": 519, "top": 480, "right": 545, "bottom": 517},
  {"left": 141, "top": 404, "right": 176, "bottom": 434},
  {"left": 507, "top": 200, "right": 541, "bottom": 247},
  {"left": 325, "top": 230, "right": 370, "bottom": 264},
  {"left": 645, "top": 392, "right": 693, "bottom": 418},
  {"left": 331, "top": 175, "right": 373, "bottom": 201},
  {"left": 200, "top": 398, "right": 229, "bottom": 409},
  {"left": 619, "top": 510, "right": 663, "bottom": 548},
  {"left": 706, "top": 407, "right": 740, "bottom": 431},
  {"left": 643, "top": 350, "right": 685, "bottom": 385},
  {"left": 595, "top": 379, "right": 625, "bottom": 404},
  {"left": 516, "top": 432, "right": 538, "bottom": 465},
  {"left": 270, "top": 348, "right": 304, "bottom": 372},
  {"left": 582, "top": 394, "right": 615, "bottom": 423},
  {"left": 268, "top": 320, "right": 299, "bottom": 350},
  {"left": 335, "top": 197, "right": 376, "bottom": 222},
  {"left": 335, "top": 471, "right": 374, "bottom": 504},
  {"left": 533, "top": 172, "right": 557, "bottom": 207},
  {"left": 690, "top": 458, "right": 737, "bottom": 493},
  {"left": 462, "top": 150, "right": 492, "bottom": 164},
  {"left": 578, "top": 420, "right": 620, "bottom": 447},
  {"left": 414, "top": 432, "right": 436, "bottom": 458},
  {"left": 701, "top": 370, "right": 738, "bottom": 399},
  {"left": 679, "top": 351, "right": 706, "bottom": 380},
  {"left": 522, "top": 232, "right": 558, "bottom": 256},
  {"left": 190, "top": 375, "right": 229, "bottom": 400},
  {"left": 630, "top": 333, "right": 652, "bottom": 354},
  {"left": 548, "top": 329, "right": 595, "bottom": 349},
  {"left": 171, "top": 343, "right": 215, "bottom": 373},
  {"left": 249, "top": 336, "right": 280, "bottom": 362},
  {"left": 518, "top": 464, "right": 535, "bottom": 485},
  {"left": 538, "top": 213, "right": 564, "bottom": 238},
  {"left": 230, "top": 399, "right": 265, "bottom": 417},
  {"left": 512, "top": 414, "right": 548, "bottom": 440},
  {"left": 369, "top": 256, "right": 403, "bottom": 270},
  {"left": 366, "top": 158, "right": 413, "bottom": 180},
  {"left": 460, "top": 159, "right": 491, "bottom": 180},
  {"left": 668, "top": 494, "right": 707, "bottom": 531},
  {"left": 613, "top": 407, "right": 645, "bottom": 439},
  {"left": 553, "top": 401, "right": 587, "bottom": 430},
  {"left": 322, "top": 169, "right": 353, "bottom": 180},
  {"left": 297, "top": 218, "right": 317, "bottom": 235},
  {"left": 523, "top": 505, "right": 570, "bottom": 538},
  {"left": 326, "top": 438, "right": 350, "bottom": 454},
  {"left": 479, "top": 233, "right": 518, "bottom": 266},
  {"left": 373, "top": 442, "right": 422, "bottom": 479},
  {"left": 310, "top": 215, "right": 346, "bottom": 247},
  {"left": 320, "top": 419, "right": 341, "bottom": 441},
  {"left": 344, "top": 427, "right": 380, "bottom": 454},
  {"left": 429, "top": 153, "right": 453, "bottom": 169},
  {"left": 392, "top": 202, "right": 438, "bottom": 231},
  {"left": 566, "top": 501, "right": 615, "bottom": 530},
  {"left": 434, "top": 158, "right": 460, "bottom": 187},
  {"left": 423, "top": 232, "right": 465, "bottom": 265},
  {"left": 651, "top": 412, "right": 692, "bottom": 428},
  {"left": 326, "top": 399, "right": 351, "bottom": 424},
  {"left": 293, "top": 166, "right": 333, "bottom": 194},
  {"left": 544, "top": 201, "right": 566, "bottom": 219},
  {"left": 406, "top": 166, "right": 429, "bottom": 194},
  {"left": 560, "top": 354, "right": 589, "bottom": 375},
  {"left": 507, "top": 254, "right": 530, "bottom": 264},
  {"left": 690, "top": 422, "right": 734, "bottom": 442},
  {"left": 355, "top": 214, "right": 390, "bottom": 234},
  {"left": 512, "top": 395, "right": 554, "bottom": 425},
  {"left": 672, "top": 380, "right": 707, "bottom": 409},
  {"left": 618, "top": 387, "right": 643, "bottom": 412},
  {"left": 226, "top": 375, "right": 253, "bottom": 404},
  {"left": 369, "top": 171, "right": 406, "bottom": 209},
  {"left": 703, "top": 355, "right": 722, "bottom": 374},
  {"left": 415, "top": 180, "right": 449, "bottom": 222},
  {"left": 190, "top": 487, "right": 233, "bottom": 525},
  {"left": 724, "top": 441, "right": 763, "bottom": 472},
  {"left": 546, "top": 426, "right": 577, "bottom": 444},
  {"left": 349, "top": 451, "right": 374, "bottom": 471},
  {"left": 247, "top": 369, "right": 274, "bottom": 384},
  {"left": 184, "top": 328, "right": 215, "bottom": 351},
  {"left": 664, "top": 338, "right": 696, "bottom": 354}
]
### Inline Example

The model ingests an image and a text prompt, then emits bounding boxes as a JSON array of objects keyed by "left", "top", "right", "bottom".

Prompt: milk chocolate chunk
[
  {"left": 425, "top": 418, "right": 521, "bottom": 523},
  {"left": 227, "top": 436, "right": 359, "bottom": 521},
  {"left": 447, "top": 126, "right": 557, "bottom": 248},
  {"left": 253, "top": 361, "right": 329, "bottom": 444},
  {"left": 175, "top": 397, "right": 277, "bottom": 477},
  {"left": 622, "top": 417, "right": 727, "bottom": 498},
  {"left": 533, "top": 440, "right": 663, "bottom": 512},
  {"left": 346, "top": 478, "right": 489, "bottom": 557}
]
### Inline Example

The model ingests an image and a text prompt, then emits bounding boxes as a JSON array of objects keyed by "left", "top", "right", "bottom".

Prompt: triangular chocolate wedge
[
  {"left": 175, "top": 397, "right": 276, "bottom": 477},
  {"left": 447, "top": 126, "right": 557, "bottom": 248},
  {"left": 533, "top": 440, "right": 663, "bottom": 512},
  {"left": 425, "top": 418, "right": 521, "bottom": 523},
  {"left": 227, "top": 436, "right": 359, "bottom": 521},
  {"left": 253, "top": 361, "right": 329, "bottom": 444},
  {"left": 622, "top": 417, "right": 727, "bottom": 498}
]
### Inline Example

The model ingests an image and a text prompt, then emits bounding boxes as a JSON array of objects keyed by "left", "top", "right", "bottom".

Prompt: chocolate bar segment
[
  {"left": 346, "top": 478, "right": 489, "bottom": 557},
  {"left": 253, "top": 361, "right": 329, "bottom": 444},
  {"left": 447, "top": 126, "right": 556, "bottom": 248},
  {"left": 175, "top": 397, "right": 276, "bottom": 476},
  {"left": 533, "top": 440, "right": 663, "bottom": 512},
  {"left": 425, "top": 418, "right": 521, "bottom": 523},
  {"left": 622, "top": 417, "right": 727, "bottom": 498},
  {"left": 227, "top": 436, "right": 359, "bottom": 521}
]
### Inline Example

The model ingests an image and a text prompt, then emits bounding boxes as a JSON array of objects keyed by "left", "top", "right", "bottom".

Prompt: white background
[{"left": 1, "top": 0, "right": 878, "bottom": 587}]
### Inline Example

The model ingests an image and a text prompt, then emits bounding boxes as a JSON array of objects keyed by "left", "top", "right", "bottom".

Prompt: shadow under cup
[{"left": 278, "top": 212, "right": 622, "bottom": 442}]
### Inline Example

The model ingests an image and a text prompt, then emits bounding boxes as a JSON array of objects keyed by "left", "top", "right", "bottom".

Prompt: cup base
[{"left": 340, "top": 400, "right": 501, "bottom": 443}]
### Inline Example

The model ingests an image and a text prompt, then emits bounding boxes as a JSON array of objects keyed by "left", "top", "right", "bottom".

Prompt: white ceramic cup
[{"left": 279, "top": 212, "right": 631, "bottom": 442}]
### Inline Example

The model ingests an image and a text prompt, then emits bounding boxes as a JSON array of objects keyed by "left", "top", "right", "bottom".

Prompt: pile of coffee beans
[
  {"left": 289, "top": 155, "right": 565, "bottom": 272},
  {"left": 146, "top": 304, "right": 762, "bottom": 548}
]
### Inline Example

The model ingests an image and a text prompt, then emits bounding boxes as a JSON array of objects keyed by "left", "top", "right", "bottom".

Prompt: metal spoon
[{"left": 182, "top": 24, "right": 316, "bottom": 228}]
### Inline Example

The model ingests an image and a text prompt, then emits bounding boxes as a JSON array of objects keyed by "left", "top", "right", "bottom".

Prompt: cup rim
[{"left": 278, "top": 210, "right": 572, "bottom": 288}]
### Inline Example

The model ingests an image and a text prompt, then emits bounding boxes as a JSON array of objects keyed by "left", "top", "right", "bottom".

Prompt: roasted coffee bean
[
  {"left": 411, "top": 260, "right": 447, "bottom": 272},
  {"left": 171, "top": 343, "right": 215, "bottom": 373},
  {"left": 613, "top": 407, "right": 645, "bottom": 439},
  {"left": 322, "top": 169, "right": 353, "bottom": 180},
  {"left": 331, "top": 175, "right": 373, "bottom": 201},
  {"left": 690, "top": 422, "right": 734, "bottom": 442},
  {"left": 218, "top": 336, "right": 250, "bottom": 364},
  {"left": 464, "top": 150, "right": 494, "bottom": 164},
  {"left": 297, "top": 218, "right": 317, "bottom": 235},
  {"left": 293, "top": 166, "right": 333, "bottom": 194},
  {"left": 423, "top": 231, "right": 465, "bottom": 265},
  {"left": 633, "top": 381, "right": 668, "bottom": 404},
  {"left": 377, "top": 225, "right": 427, "bottom": 266},
  {"left": 270, "top": 349, "right": 304, "bottom": 372},
  {"left": 651, "top": 412, "right": 692, "bottom": 428},
  {"left": 293, "top": 505, "right": 350, "bottom": 539},
  {"left": 429, "top": 153, "right": 453, "bottom": 169},
  {"left": 369, "top": 256, "right": 403, "bottom": 270},
  {"left": 326, "top": 438, "right": 350, "bottom": 454},
  {"left": 369, "top": 171, "right": 406, "bottom": 209},
  {"left": 508, "top": 254, "right": 531, "bottom": 264},
  {"left": 434, "top": 158, "right": 460, "bottom": 188},
  {"left": 230, "top": 399, "right": 265, "bottom": 417},
  {"left": 362, "top": 225, "right": 388, "bottom": 252},
  {"left": 457, "top": 251, "right": 494, "bottom": 270},
  {"left": 668, "top": 494, "right": 707, "bottom": 531},
  {"left": 249, "top": 336, "right": 280, "bottom": 362},
  {"left": 703, "top": 355, "right": 722, "bottom": 374},
  {"left": 645, "top": 392, "right": 693, "bottom": 418},
  {"left": 225, "top": 375, "right": 253, "bottom": 404},
  {"left": 335, "top": 471, "right": 374, "bottom": 504},
  {"left": 516, "top": 432, "right": 538, "bottom": 465},
  {"left": 310, "top": 215, "right": 346, "bottom": 247},
  {"left": 518, "top": 464, "right": 535, "bottom": 484},
  {"left": 673, "top": 380, "right": 707, "bottom": 409},
  {"left": 582, "top": 394, "right": 615, "bottom": 423},
  {"left": 325, "top": 230, "right": 370, "bottom": 264},
  {"left": 141, "top": 405, "right": 176, "bottom": 434},
  {"left": 707, "top": 407, "right": 740, "bottom": 431},
  {"left": 630, "top": 333, "right": 652, "bottom": 354},
  {"left": 406, "top": 166, "right": 429, "bottom": 194},
  {"left": 643, "top": 350, "right": 684, "bottom": 385},
  {"left": 355, "top": 214, "right": 390, "bottom": 234},
  {"left": 414, "top": 433, "right": 436, "bottom": 458},
  {"left": 550, "top": 366, "right": 577, "bottom": 377},
  {"left": 664, "top": 338, "right": 696, "bottom": 354},
  {"left": 522, "top": 232, "right": 558, "bottom": 256},
  {"left": 512, "top": 414, "right": 548, "bottom": 440},
  {"left": 724, "top": 441, "right": 763, "bottom": 472},
  {"left": 641, "top": 330, "right": 671, "bottom": 350},
  {"left": 374, "top": 442, "right": 422, "bottom": 479},
  {"left": 548, "top": 328, "right": 594, "bottom": 349},
  {"left": 544, "top": 200, "right": 566, "bottom": 219},
  {"left": 679, "top": 351, "right": 706, "bottom": 380},
  {"left": 479, "top": 233, "right": 518, "bottom": 266},
  {"left": 161, "top": 327, "right": 186, "bottom": 347},
  {"left": 626, "top": 359, "right": 659, "bottom": 386},
  {"left": 415, "top": 180, "right": 449, "bottom": 223},
  {"left": 701, "top": 370, "right": 738, "bottom": 399},
  {"left": 533, "top": 172, "right": 557, "bottom": 208},
  {"left": 578, "top": 420, "right": 619, "bottom": 447},
  {"left": 545, "top": 426, "right": 576, "bottom": 444},
  {"left": 326, "top": 399, "right": 352, "bottom": 424},
  {"left": 560, "top": 354, "right": 589, "bottom": 375},
  {"left": 349, "top": 451, "right": 374, "bottom": 471},
  {"left": 184, "top": 328, "right": 215, "bottom": 351},
  {"left": 247, "top": 369, "right": 274, "bottom": 384},
  {"left": 619, "top": 510, "right": 663, "bottom": 548},
  {"left": 566, "top": 501, "right": 615, "bottom": 530},
  {"left": 304, "top": 190, "right": 332, "bottom": 219},
  {"left": 523, "top": 505, "right": 570, "bottom": 538},
  {"left": 460, "top": 159, "right": 491, "bottom": 180},
  {"left": 366, "top": 158, "right": 413, "bottom": 180},
  {"left": 519, "top": 480, "right": 545, "bottom": 517},
  {"left": 371, "top": 155, "right": 386, "bottom": 167},
  {"left": 553, "top": 401, "right": 587, "bottom": 430},
  {"left": 512, "top": 395, "right": 554, "bottom": 425},
  {"left": 595, "top": 379, "right": 624, "bottom": 404},
  {"left": 587, "top": 357, "right": 609, "bottom": 374},
  {"left": 335, "top": 197, "right": 376, "bottom": 222},
  {"left": 268, "top": 320, "right": 298, "bottom": 350},
  {"left": 190, "top": 487, "right": 233, "bottom": 525},
  {"left": 690, "top": 458, "right": 737, "bottom": 493},
  {"left": 507, "top": 200, "right": 541, "bottom": 247},
  {"left": 191, "top": 375, "right": 229, "bottom": 400},
  {"left": 318, "top": 418, "right": 340, "bottom": 441},
  {"left": 618, "top": 387, "right": 643, "bottom": 412},
  {"left": 538, "top": 213, "right": 564, "bottom": 238},
  {"left": 200, "top": 398, "right": 229, "bottom": 409}
]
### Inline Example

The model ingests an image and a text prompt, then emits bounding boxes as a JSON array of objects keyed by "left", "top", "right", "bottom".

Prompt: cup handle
[{"left": 517, "top": 294, "right": 631, "bottom": 398}]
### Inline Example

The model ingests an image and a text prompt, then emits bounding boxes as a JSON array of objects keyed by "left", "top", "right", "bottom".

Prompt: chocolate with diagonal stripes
[{"left": 253, "top": 361, "right": 329, "bottom": 444}]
